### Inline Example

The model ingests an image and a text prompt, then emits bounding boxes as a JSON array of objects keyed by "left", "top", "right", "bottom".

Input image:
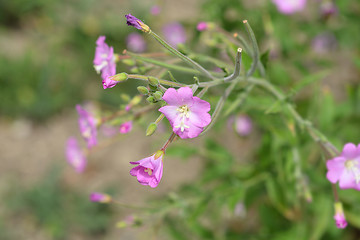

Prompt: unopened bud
[
  {"left": 146, "top": 96, "right": 155, "bottom": 103},
  {"left": 137, "top": 86, "right": 149, "bottom": 95},
  {"left": 153, "top": 91, "right": 163, "bottom": 100},
  {"left": 90, "top": 192, "right": 112, "bottom": 203},
  {"left": 148, "top": 76, "right": 159, "bottom": 86},
  {"left": 111, "top": 72, "right": 128, "bottom": 82},
  {"left": 146, "top": 122, "right": 157, "bottom": 136}
]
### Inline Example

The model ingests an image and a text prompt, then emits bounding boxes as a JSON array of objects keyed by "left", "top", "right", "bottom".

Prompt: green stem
[
  {"left": 224, "top": 48, "right": 242, "bottom": 82},
  {"left": 128, "top": 74, "right": 187, "bottom": 88},
  {"left": 201, "top": 78, "right": 240, "bottom": 135},
  {"left": 149, "top": 31, "right": 216, "bottom": 80},
  {"left": 243, "top": 20, "right": 260, "bottom": 77}
]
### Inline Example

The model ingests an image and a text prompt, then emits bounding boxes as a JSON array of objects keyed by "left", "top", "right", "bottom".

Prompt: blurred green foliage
[{"left": 3, "top": 167, "right": 114, "bottom": 239}]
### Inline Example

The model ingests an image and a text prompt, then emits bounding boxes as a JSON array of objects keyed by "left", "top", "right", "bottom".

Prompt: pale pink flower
[
  {"left": 76, "top": 104, "right": 97, "bottom": 148},
  {"left": 333, "top": 202, "right": 347, "bottom": 229},
  {"left": 130, "top": 151, "right": 164, "bottom": 188},
  {"left": 326, "top": 143, "right": 360, "bottom": 190},
  {"left": 126, "top": 33, "right": 146, "bottom": 53},
  {"left": 197, "top": 22, "right": 208, "bottom": 31},
  {"left": 272, "top": 0, "right": 306, "bottom": 14},
  {"left": 150, "top": 5, "right": 161, "bottom": 15},
  {"left": 93, "top": 36, "right": 116, "bottom": 79},
  {"left": 234, "top": 114, "right": 252, "bottom": 136},
  {"left": 159, "top": 87, "right": 211, "bottom": 139},
  {"left": 162, "top": 23, "right": 187, "bottom": 48},
  {"left": 65, "top": 137, "right": 87, "bottom": 173},
  {"left": 119, "top": 121, "right": 133, "bottom": 134},
  {"left": 90, "top": 192, "right": 112, "bottom": 203}
]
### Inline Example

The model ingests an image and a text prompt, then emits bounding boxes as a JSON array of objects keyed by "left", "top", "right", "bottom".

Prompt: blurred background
[{"left": 0, "top": 0, "right": 360, "bottom": 239}]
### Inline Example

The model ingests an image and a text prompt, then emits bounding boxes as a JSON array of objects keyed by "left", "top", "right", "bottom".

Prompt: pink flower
[
  {"left": 65, "top": 137, "right": 87, "bottom": 173},
  {"left": 130, "top": 151, "right": 164, "bottom": 188},
  {"left": 272, "top": 0, "right": 306, "bottom": 14},
  {"left": 126, "top": 33, "right": 146, "bottom": 53},
  {"left": 326, "top": 143, "right": 360, "bottom": 190},
  {"left": 159, "top": 87, "right": 211, "bottom": 139},
  {"left": 76, "top": 105, "right": 97, "bottom": 148},
  {"left": 197, "top": 21, "right": 208, "bottom": 31},
  {"left": 93, "top": 36, "right": 116, "bottom": 80},
  {"left": 333, "top": 202, "right": 347, "bottom": 229},
  {"left": 90, "top": 192, "right": 112, "bottom": 203},
  {"left": 119, "top": 121, "right": 133, "bottom": 134},
  {"left": 234, "top": 114, "right": 252, "bottom": 136},
  {"left": 162, "top": 23, "right": 187, "bottom": 48},
  {"left": 150, "top": 5, "right": 161, "bottom": 15}
]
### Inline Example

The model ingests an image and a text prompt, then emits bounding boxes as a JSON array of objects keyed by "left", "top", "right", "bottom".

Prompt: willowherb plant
[{"left": 65, "top": 13, "right": 359, "bottom": 233}]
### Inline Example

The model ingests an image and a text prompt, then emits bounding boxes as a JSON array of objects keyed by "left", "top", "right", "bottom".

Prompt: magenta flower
[
  {"left": 234, "top": 114, "right": 252, "bottom": 136},
  {"left": 119, "top": 121, "right": 133, "bottom": 134},
  {"left": 150, "top": 5, "right": 161, "bottom": 15},
  {"left": 90, "top": 192, "right": 112, "bottom": 203},
  {"left": 162, "top": 22, "right": 187, "bottom": 48},
  {"left": 126, "top": 33, "right": 146, "bottom": 53},
  {"left": 320, "top": 2, "right": 337, "bottom": 19},
  {"left": 76, "top": 105, "right": 97, "bottom": 148},
  {"left": 65, "top": 137, "right": 87, "bottom": 173},
  {"left": 272, "top": 0, "right": 306, "bottom": 14},
  {"left": 102, "top": 75, "right": 119, "bottom": 89},
  {"left": 334, "top": 202, "right": 347, "bottom": 229},
  {"left": 159, "top": 87, "right": 211, "bottom": 139},
  {"left": 130, "top": 151, "right": 164, "bottom": 188},
  {"left": 93, "top": 36, "right": 116, "bottom": 80},
  {"left": 197, "top": 22, "right": 208, "bottom": 31},
  {"left": 326, "top": 143, "right": 360, "bottom": 190},
  {"left": 125, "top": 14, "right": 144, "bottom": 30}
]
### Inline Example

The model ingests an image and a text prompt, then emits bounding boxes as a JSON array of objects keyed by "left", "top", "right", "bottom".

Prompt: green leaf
[{"left": 260, "top": 49, "right": 270, "bottom": 70}]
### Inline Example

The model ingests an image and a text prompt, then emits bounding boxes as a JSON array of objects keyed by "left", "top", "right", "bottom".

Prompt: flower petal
[
  {"left": 342, "top": 143, "right": 358, "bottom": 159},
  {"left": 339, "top": 170, "right": 356, "bottom": 189},
  {"left": 159, "top": 105, "right": 179, "bottom": 125},
  {"left": 161, "top": 88, "right": 180, "bottom": 105},
  {"left": 190, "top": 97, "right": 211, "bottom": 113}
]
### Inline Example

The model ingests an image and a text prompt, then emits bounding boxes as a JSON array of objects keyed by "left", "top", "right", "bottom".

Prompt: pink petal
[
  {"left": 339, "top": 170, "right": 356, "bottom": 189},
  {"left": 327, "top": 170, "right": 342, "bottom": 184},
  {"left": 342, "top": 143, "right": 358, "bottom": 159},
  {"left": 190, "top": 97, "right": 211, "bottom": 113},
  {"left": 159, "top": 105, "right": 179, "bottom": 125},
  {"left": 130, "top": 166, "right": 141, "bottom": 176},
  {"left": 161, "top": 88, "right": 180, "bottom": 105},
  {"left": 326, "top": 157, "right": 346, "bottom": 171},
  {"left": 175, "top": 121, "right": 203, "bottom": 139},
  {"left": 177, "top": 87, "right": 194, "bottom": 104},
  {"left": 188, "top": 111, "right": 211, "bottom": 128}
]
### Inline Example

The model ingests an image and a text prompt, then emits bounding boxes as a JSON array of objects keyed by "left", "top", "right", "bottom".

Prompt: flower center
[
  {"left": 144, "top": 168, "right": 153, "bottom": 176},
  {"left": 345, "top": 160, "right": 360, "bottom": 184},
  {"left": 175, "top": 105, "right": 190, "bottom": 132},
  {"left": 94, "top": 60, "right": 108, "bottom": 73}
]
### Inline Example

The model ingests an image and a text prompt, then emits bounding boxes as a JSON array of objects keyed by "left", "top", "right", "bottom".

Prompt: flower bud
[
  {"left": 137, "top": 86, "right": 149, "bottom": 95},
  {"left": 334, "top": 202, "right": 347, "bottom": 229},
  {"left": 153, "top": 91, "right": 163, "bottom": 101},
  {"left": 148, "top": 76, "right": 159, "bottom": 86},
  {"left": 146, "top": 122, "right": 157, "bottom": 136},
  {"left": 111, "top": 72, "right": 128, "bottom": 82},
  {"left": 90, "top": 192, "right": 112, "bottom": 203},
  {"left": 146, "top": 96, "right": 155, "bottom": 103}
]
